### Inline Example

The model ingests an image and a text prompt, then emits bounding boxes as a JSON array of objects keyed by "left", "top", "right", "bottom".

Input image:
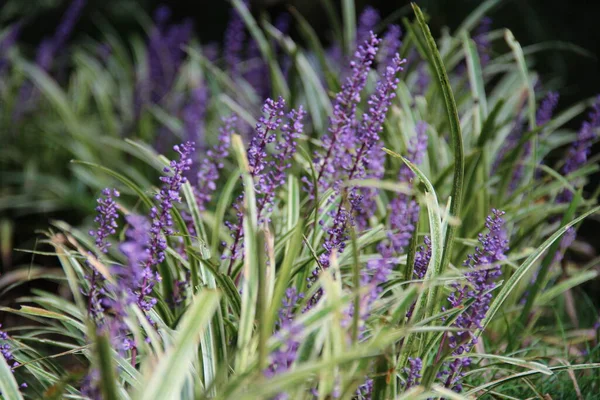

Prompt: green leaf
[
  {"left": 96, "top": 333, "right": 120, "bottom": 400},
  {"left": 137, "top": 290, "right": 221, "bottom": 400},
  {"left": 412, "top": 3, "right": 465, "bottom": 300},
  {"left": 341, "top": 0, "right": 356, "bottom": 54}
]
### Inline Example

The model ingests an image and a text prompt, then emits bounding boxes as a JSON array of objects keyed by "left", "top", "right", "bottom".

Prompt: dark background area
[{"left": 8, "top": 0, "right": 600, "bottom": 109}]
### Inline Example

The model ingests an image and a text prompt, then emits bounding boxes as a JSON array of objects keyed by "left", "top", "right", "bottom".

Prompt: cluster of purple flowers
[
  {"left": 89, "top": 189, "right": 120, "bottom": 253},
  {"left": 1, "top": 324, "right": 27, "bottom": 390},
  {"left": 556, "top": 96, "right": 600, "bottom": 204},
  {"left": 265, "top": 288, "right": 304, "bottom": 386},
  {"left": 226, "top": 98, "right": 305, "bottom": 264},
  {"left": 510, "top": 91, "right": 560, "bottom": 190},
  {"left": 195, "top": 115, "right": 235, "bottom": 210},
  {"left": 377, "top": 25, "right": 403, "bottom": 76},
  {"left": 359, "top": 121, "right": 428, "bottom": 325},
  {"left": 134, "top": 142, "right": 193, "bottom": 311},
  {"left": 183, "top": 84, "right": 210, "bottom": 148},
  {"left": 440, "top": 209, "right": 508, "bottom": 392},
  {"left": 312, "top": 33, "right": 380, "bottom": 193},
  {"left": 356, "top": 7, "right": 381, "bottom": 49},
  {"left": 404, "top": 357, "right": 423, "bottom": 389},
  {"left": 318, "top": 51, "right": 406, "bottom": 274},
  {"left": 406, "top": 237, "right": 432, "bottom": 319},
  {"left": 86, "top": 189, "right": 120, "bottom": 321},
  {"left": 224, "top": 0, "right": 248, "bottom": 77},
  {"left": 145, "top": 6, "right": 193, "bottom": 105}
]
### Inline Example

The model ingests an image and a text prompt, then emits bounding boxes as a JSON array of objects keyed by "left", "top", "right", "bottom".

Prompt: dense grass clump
[{"left": 1, "top": 0, "right": 600, "bottom": 399}]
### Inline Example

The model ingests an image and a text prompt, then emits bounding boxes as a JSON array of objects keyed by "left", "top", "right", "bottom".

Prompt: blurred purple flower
[
  {"left": 556, "top": 96, "right": 600, "bottom": 203},
  {"left": 474, "top": 17, "right": 492, "bottom": 67},
  {"left": 183, "top": 84, "right": 209, "bottom": 148},
  {"left": 265, "top": 288, "right": 304, "bottom": 387},
  {"left": 510, "top": 91, "right": 560, "bottom": 191},
  {"left": 377, "top": 25, "right": 402, "bottom": 76},
  {"left": 356, "top": 7, "right": 380, "bottom": 49},
  {"left": 195, "top": 115, "right": 235, "bottom": 210},
  {"left": 224, "top": 0, "right": 248, "bottom": 76}
]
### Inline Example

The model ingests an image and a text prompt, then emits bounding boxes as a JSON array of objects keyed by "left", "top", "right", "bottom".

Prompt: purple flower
[
  {"left": 86, "top": 188, "right": 119, "bottom": 321},
  {"left": 412, "top": 237, "right": 431, "bottom": 281},
  {"left": 441, "top": 209, "right": 508, "bottom": 392},
  {"left": 384, "top": 122, "right": 428, "bottom": 254},
  {"left": 89, "top": 189, "right": 120, "bottom": 253},
  {"left": 245, "top": 38, "right": 270, "bottom": 99},
  {"left": 195, "top": 115, "right": 235, "bottom": 210},
  {"left": 14, "top": 0, "right": 86, "bottom": 121},
  {"left": 312, "top": 33, "right": 380, "bottom": 193},
  {"left": 118, "top": 214, "right": 151, "bottom": 296},
  {"left": 557, "top": 96, "right": 600, "bottom": 203},
  {"left": 137, "top": 7, "right": 193, "bottom": 110},
  {"left": 149, "top": 142, "right": 194, "bottom": 262},
  {"left": 536, "top": 91, "right": 560, "bottom": 126},
  {"left": 405, "top": 357, "right": 423, "bottom": 389},
  {"left": 405, "top": 237, "right": 432, "bottom": 319},
  {"left": 224, "top": 0, "right": 248, "bottom": 76},
  {"left": 183, "top": 84, "right": 209, "bottom": 148},
  {"left": 312, "top": 53, "right": 405, "bottom": 310},
  {"left": 474, "top": 17, "right": 492, "bottom": 67},
  {"left": 0, "top": 324, "right": 27, "bottom": 391},
  {"left": 226, "top": 99, "right": 304, "bottom": 264},
  {"left": 265, "top": 288, "right": 304, "bottom": 399},
  {"left": 492, "top": 109, "right": 525, "bottom": 174},
  {"left": 126, "top": 142, "right": 194, "bottom": 315},
  {"left": 510, "top": 92, "right": 560, "bottom": 190},
  {"left": 377, "top": 25, "right": 402, "bottom": 76},
  {"left": 356, "top": 7, "right": 380, "bottom": 49}
]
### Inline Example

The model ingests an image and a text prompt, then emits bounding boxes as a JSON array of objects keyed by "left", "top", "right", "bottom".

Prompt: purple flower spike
[
  {"left": 557, "top": 96, "right": 600, "bottom": 203},
  {"left": 90, "top": 189, "right": 120, "bottom": 253},
  {"left": 183, "top": 84, "right": 209, "bottom": 147},
  {"left": 249, "top": 97, "right": 286, "bottom": 176},
  {"left": 510, "top": 91, "right": 559, "bottom": 190},
  {"left": 196, "top": 115, "right": 235, "bottom": 210},
  {"left": 265, "top": 288, "right": 304, "bottom": 382},
  {"left": 312, "top": 32, "right": 380, "bottom": 192},
  {"left": 377, "top": 25, "right": 402, "bottom": 76},
  {"left": 149, "top": 142, "right": 194, "bottom": 266},
  {"left": 226, "top": 99, "right": 304, "bottom": 264},
  {"left": 312, "top": 53, "right": 405, "bottom": 310},
  {"left": 405, "top": 357, "right": 423, "bottom": 389},
  {"left": 536, "top": 91, "right": 560, "bottom": 126},
  {"left": 441, "top": 209, "right": 508, "bottom": 392},
  {"left": 118, "top": 214, "right": 151, "bottom": 295},
  {"left": 224, "top": 0, "right": 248, "bottom": 76},
  {"left": 0, "top": 324, "right": 27, "bottom": 392}
]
